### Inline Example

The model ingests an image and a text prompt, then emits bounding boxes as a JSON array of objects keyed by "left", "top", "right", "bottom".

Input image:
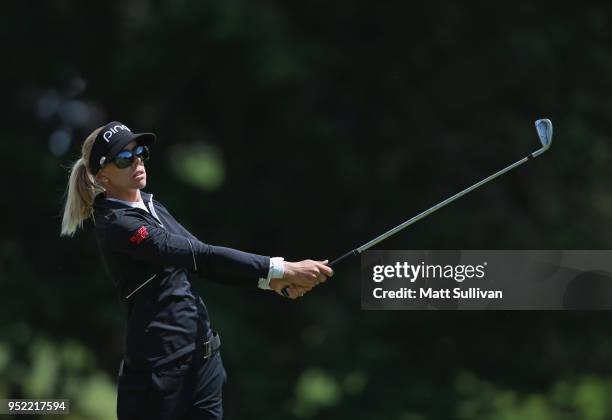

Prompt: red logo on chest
[{"left": 129, "top": 226, "right": 149, "bottom": 245}]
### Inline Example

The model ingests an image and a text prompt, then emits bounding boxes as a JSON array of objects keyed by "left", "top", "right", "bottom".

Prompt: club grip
[{"left": 280, "top": 250, "right": 359, "bottom": 297}]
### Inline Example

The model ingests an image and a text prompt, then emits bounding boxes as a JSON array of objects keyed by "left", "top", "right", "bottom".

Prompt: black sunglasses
[{"left": 110, "top": 145, "right": 150, "bottom": 169}]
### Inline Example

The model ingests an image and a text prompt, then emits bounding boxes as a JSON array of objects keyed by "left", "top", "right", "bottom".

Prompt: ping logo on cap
[{"left": 102, "top": 124, "right": 131, "bottom": 142}]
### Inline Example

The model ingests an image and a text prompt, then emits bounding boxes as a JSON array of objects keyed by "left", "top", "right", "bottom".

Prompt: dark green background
[{"left": 2, "top": 1, "right": 612, "bottom": 419}]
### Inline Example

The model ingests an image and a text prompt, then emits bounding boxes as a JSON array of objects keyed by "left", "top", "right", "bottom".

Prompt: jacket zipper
[{"left": 187, "top": 238, "right": 198, "bottom": 271}]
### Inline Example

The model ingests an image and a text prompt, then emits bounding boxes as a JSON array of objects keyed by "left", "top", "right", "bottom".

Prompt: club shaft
[{"left": 281, "top": 146, "right": 548, "bottom": 297}]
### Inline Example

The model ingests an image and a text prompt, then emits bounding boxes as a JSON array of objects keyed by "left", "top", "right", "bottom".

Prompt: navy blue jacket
[{"left": 93, "top": 190, "right": 270, "bottom": 368}]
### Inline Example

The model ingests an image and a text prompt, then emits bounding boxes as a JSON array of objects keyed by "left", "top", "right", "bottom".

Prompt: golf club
[{"left": 282, "top": 119, "right": 553, "bottom": 297}]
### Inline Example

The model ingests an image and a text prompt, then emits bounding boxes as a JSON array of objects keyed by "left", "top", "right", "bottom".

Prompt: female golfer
[{"left": 60, "top": 121, "right": 333, "bottom": 419}]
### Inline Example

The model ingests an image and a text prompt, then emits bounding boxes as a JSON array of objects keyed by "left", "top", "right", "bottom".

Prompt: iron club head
[{"left": 535, "top": 119, "right": 553, "bottom": 149}]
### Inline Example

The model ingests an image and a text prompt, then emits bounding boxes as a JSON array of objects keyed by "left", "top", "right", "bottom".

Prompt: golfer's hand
[{"left": 283, "top": 259, "right": 334, "bottom": 289}]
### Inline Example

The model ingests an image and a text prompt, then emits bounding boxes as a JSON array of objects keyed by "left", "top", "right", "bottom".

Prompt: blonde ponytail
[{"left": 60, "top": 126, "right": 105, "bottom": 237}]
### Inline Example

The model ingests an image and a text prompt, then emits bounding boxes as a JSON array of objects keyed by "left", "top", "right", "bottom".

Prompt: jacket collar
[{"left": 93, "top": 190, "right": 154, "bottom": 212}]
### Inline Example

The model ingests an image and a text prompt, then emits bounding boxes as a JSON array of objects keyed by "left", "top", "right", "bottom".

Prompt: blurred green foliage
[
  {"left": 455, "top": 372, "right": 612, "bottom": 420},
  {"left": 169, "top": 143, "right": 225, "bottom": 191},
  {"left": 2, "top": 0, "right": 612, "bottom": 419}
]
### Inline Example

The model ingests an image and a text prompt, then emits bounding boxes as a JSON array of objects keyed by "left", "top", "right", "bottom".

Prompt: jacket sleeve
[{"left": 106, "top": 212, "right": 270, "bottom": 287}]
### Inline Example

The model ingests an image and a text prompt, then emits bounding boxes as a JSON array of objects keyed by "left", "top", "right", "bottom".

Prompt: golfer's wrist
[{"left": 281, "top": 261, "right": 295, "bottom": 280}]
